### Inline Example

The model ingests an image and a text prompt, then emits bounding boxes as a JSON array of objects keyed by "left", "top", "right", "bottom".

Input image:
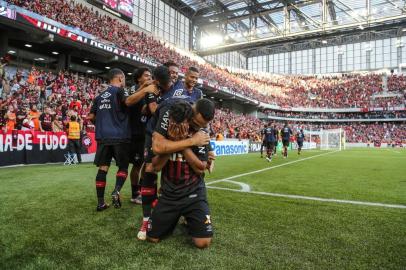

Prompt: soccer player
[
  {"left": 182, "top": 67, "right": 203, "bottom": 100},
  {"left": 260, "top": 124, "right": 267, "bottom": 158},
  {"left": 124, "top": 67, "right": 159, "bottom": 204},
  {"left": 280, "top": 123, "right": 293, "bottom": 158},
  {"left": 274, "top": 124, "right": 279, "bottom": 156},
  {"left": 164, "top": 61, "right": 179, "bottom": 84},
  {"left": 88, "top": 69, "right": 130, "bottom": 211},
  {"left": 264, "top": 123, "right": 277, "bottom": 162},
  {"left": 296, "top": 129, "right": 305, "bottom": 155},
  {"left": 137, "top": 65, "right": 208, "bottom": 239},
  {"left": 137, "top": 65, "right": 175, "bottom": 240},
  {"left": 147, "top": 99, "right": 215, "bottom": 249}
]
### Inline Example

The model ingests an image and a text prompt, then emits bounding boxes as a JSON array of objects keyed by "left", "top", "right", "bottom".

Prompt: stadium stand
[{"left": 6, "top": 0, "right": 405, "bottom": 109}]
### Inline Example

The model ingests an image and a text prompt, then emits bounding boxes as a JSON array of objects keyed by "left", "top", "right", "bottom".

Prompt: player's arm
[
  {"left": 144, "top": 90, "right": 159, "bottom": 114},
  {"left": 152, "top": 107, "right": 210, "bottom": 154},
  {"left": 88, "top": 99, "right": 97, "bottom": 123},
  {"left": 125, "top": 84, "right": 158, "bottom": 106},
  {"left": 182, "top": 148, "right": 207, "bottom": 175},
  {"left": 148, "top": 102, "right": 158, "bottom": 114},
  {"left": 152, "top": 131, "right": 209, "bottom": 155},
  {"left": 151, "top": 154, "right": 170, "bottom": 172}
]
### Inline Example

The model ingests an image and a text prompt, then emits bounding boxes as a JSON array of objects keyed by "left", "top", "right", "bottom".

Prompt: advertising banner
[
  {"left": 0, "top": 131, "right": 96, "bottom": 167},
  {"left": 14, "top": 12, "right": 156, "bottom": 67},
  {"left": 210, "top": 140, "right": 249, "bottom": 156}
]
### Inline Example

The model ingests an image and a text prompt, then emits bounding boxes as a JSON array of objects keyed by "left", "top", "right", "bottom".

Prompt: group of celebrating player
[
  {"left": 260, "top": 123, "right": 305, "bottom": 162},
  {"left": 88, "top": 62, "right": 215, "bottom": 248}
]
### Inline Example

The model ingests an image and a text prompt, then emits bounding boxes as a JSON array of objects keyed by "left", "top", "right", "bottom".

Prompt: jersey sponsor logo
[
  {"left": 160, "top": 111, "right": 170, "bottom": 131},
  {"left": 204, "top": 215, "right": 211, "bottom": 224},
  {"left": 99, "top": 96, "right": 112, "bottom": 110},
  {"left": 140, "top": 115, "right": 148, "bottom": 123},
  {"left": 173, "top": 89, "right": 183, "bottom": 97},
  {"left": 198, "top": 146, "right": 206, "bottom": 154},
  {"left": 100, "top": 91, "right": 111, "bottom": 99}
]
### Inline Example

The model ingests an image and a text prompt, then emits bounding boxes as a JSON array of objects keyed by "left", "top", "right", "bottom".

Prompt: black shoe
[
  {"left": 96, "top": 203, "right": 109, "bottom": 212},
  {"left": 111, "top": 191, "right": 122, "bottom": 208}
]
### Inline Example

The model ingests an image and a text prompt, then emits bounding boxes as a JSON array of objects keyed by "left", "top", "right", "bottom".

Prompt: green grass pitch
[{"left": 0, "top": 148, "right": 405, "bottom": 269}]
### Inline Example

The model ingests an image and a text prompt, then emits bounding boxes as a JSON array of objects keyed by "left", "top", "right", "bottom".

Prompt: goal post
[{"left": 320, "top": 128, "right": 346, "bottom": 150}]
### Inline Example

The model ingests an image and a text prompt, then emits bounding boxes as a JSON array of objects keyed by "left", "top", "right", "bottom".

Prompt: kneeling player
[{"left": 147, "top": 99, "right": 215, "bottom": 248}]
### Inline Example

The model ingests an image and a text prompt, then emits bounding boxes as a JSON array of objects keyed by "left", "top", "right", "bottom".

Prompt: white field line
[
  {"left": 216, "top": 180, "right": 251, "bottom": 192},
  {"left": 206, "top": 150, "right": 339, "bottom": 185},
  {"left": 384, "top": 149, "right": 402, "bottom": 154},
  {"left": 207, "top": 186, "right": 406, "bottom": 209}
]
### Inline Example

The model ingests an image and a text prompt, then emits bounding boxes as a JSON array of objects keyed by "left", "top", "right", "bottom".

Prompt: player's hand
[
  {"left": 191, "top": 131, "right": 210, "bottom": 146},
  {"left": 140, "top": 80, "right": 153, "bottom": 89},
  {"left": 207, "top": 151, "right": 215, "bottom": 173},
  {"left": 143, "top": 84, "right": 159, "bottom": 95},
  {"left": 167, "top": 120, "right": 189, "bottom": 141}
]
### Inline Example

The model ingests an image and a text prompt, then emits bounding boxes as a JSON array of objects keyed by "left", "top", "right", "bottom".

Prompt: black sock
[
  {"left": 131, "top": 184, "right": 139, "bottom": 198},
  {"left": 141, "top": 172, "right": 157, "bottom": 218},
  {"left": 114, "top": 169, "right": 128, "bottom": 193},
  {"left": 95, "top": 169, "right": 107, "bottom": 205}
]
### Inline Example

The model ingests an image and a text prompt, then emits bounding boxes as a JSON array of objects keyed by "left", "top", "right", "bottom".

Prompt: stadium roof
[{"left": 168, "top": 0, "right": 406, "bottom": 57}]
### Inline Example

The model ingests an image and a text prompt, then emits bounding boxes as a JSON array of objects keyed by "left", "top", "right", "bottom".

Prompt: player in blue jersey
[
  {"left": 264, "top": 123, "right": 277, "bottom": 162},
  {"left": 260, "top": 124, "right": 267, "bottom": 158},
  {"left": 280, "top": 123, "right": 293, "bottom": 158},
  {"left": 164, "top": 61, "right": 179, "bottom": 85},
  {"left": 88, "top": 69, "right": 130, "bottom": 211},
  {"left": 296, "top": 128, "right": 305, "bottom": 155},
  {"left": 124, "top": 67, "right": 159, "bottom": 204}
]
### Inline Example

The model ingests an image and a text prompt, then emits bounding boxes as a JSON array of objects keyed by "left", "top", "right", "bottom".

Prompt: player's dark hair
[
  {"left": 70, "top": 115, "right": 76, "bottom": 121},
  {"left": 153, "top": 65, "right": 171, "bottom": 87},
  {"left": 164, "top": 61, "right": 178, "bottom": 68},
  {"left": 134, "top": 67, "right": 150, "bottom": 83},
  {"left": 196, "top": 98, "right": 215, "bottom": 121},
  {"left": 108, "top": 68, "right": 124, "bottom": 82},
  {"left": 169, "top": 100, "right": 193, "bottom": 124},
  {"left": 188, "top": 66, "right": 199, "bottom": 73}
]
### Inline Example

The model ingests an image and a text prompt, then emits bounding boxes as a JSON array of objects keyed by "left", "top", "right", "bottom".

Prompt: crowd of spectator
[
  {"left": 288, "top": 122, "right": 406, "bottom": 144},
  {"left": 212, "top": 109, "right": 406, "bottom": 144},
  {"left": 266, "top": 110, "right": 406, "bottom": 120},
  {"left": 1, "top": 64, "right": 405, "bottom": 144},
  {"left": 6, "top": 0, "right": 406, "bottom": 109},
  {"left": 0, "top": 66, "right": 100, "bottom": 133}
]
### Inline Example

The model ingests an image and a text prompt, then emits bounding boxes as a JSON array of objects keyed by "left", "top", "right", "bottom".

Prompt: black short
[
  {"left": 143, "top": 134, "right": 154, "bottom": 163},
  {"left": 266, "top": 141, "right": 275, "bottom": 150},
  {"left": 282, "top": 140, "right": 290, "bottom": 147},
  {"left": 147, "top": 188, "right": 213, "bottom": 239},
  {"left": 94, "top": 142, "right": 130, "bottom": 168},
  {"left": 129, "top": 135, "right": 145, "bottom": 165},
  {"left": 297, "top": 141, "right": 303, "bottom": 148}
]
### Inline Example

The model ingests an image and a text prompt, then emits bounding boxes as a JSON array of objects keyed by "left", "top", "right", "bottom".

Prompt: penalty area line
[
  {"left": 207, "top": 186, "right": 406, "bottom": 209},
  {"left": 206, "top": 150, "right": 339, "bottom": 185}
]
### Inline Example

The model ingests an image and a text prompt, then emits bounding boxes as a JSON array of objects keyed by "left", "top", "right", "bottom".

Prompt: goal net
[{"left": 320, "top": 128, "right": 346, "bottom": 150}]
